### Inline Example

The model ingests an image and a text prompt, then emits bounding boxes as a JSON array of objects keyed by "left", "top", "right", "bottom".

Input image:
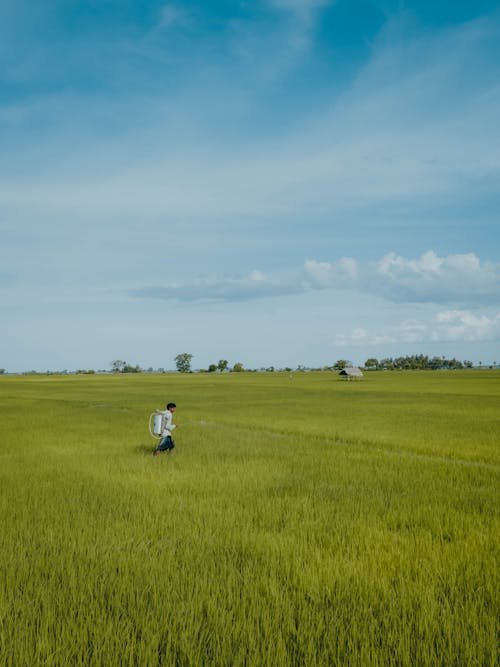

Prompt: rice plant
[{"left": 0, "top": 371, "right": 498, "bottom": 665}]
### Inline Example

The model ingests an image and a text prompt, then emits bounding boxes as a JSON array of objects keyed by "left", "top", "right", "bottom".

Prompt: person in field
[{"left": 153, "top": 402, "right": 179, "bottom": 455}]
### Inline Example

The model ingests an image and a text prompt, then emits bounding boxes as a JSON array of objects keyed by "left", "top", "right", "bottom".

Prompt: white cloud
[
  {"left": 374, "top": 251, "right": 499, "bottom": 303},
  {"left": 432, "top": 310, "right": 500, "bottom": 342},
  {"left": 333, "top": 310, "right": 500, "bottom": 348},
  {"left": 304, "top": 257, "right": 358, "bottom": 287}
]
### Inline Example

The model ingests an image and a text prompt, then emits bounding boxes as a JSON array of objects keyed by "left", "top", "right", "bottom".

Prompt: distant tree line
[
  {"left": 113, "top": 355, "right": 246, "bottom": 374},
  {"left": 4, "top": 355, "right": 494, "bottom": 376},
  {"left": 363, "top": 355, "right": 473, "bottom": 370},
  {"left": 177, "top": 355, "right": 245, "bottom": 374},
  {"left": 111, "top": 360, "right": 143, "bottom": 373}
]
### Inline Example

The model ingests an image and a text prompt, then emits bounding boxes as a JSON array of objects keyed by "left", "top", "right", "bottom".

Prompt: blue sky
[{"left": 1, "top": 0, "right": 499, "bottom": 372}]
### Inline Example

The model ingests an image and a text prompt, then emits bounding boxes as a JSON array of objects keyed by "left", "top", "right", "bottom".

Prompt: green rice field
[{"left": 0, "top": 370, "right": 498, "bottom": 665}]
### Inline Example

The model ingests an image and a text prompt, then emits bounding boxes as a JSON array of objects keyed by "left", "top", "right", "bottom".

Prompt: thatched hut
[{"left": 339, "top": 366, "right": 364, "bottom": 381}]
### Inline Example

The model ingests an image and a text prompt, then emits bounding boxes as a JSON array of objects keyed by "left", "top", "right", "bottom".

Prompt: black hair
[{"left": 166, "top": 402, "right": 176, "bottom": 410}]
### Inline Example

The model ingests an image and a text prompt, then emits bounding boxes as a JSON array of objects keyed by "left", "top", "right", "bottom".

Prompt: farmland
[{"left": 0, "top": 370, "right": 498, "bottom": 665}]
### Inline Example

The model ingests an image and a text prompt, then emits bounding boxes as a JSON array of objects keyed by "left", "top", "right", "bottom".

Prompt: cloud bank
[
  {"left": 135, "top": 251, "right": 499, "bottom": 307},
  {"left": 334, "top": 311, "right": 500, "bottom": 348}
]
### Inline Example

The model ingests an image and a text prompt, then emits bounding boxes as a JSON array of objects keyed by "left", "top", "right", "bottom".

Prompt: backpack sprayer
[
  {"left": 148, "top": 410, "right": 213, "bottom": 440},
  {"left": 149, "top": 410, "right": 164, "bottom": 440}
]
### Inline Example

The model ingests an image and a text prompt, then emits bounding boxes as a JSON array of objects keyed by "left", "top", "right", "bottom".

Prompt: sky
[{"left": 1, "top": 0, "right": 499, "bottom": 372}]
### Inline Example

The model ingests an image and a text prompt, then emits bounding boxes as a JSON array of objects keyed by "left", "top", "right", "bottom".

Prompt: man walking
[{"left": 153, "top": 402, "right": 179, "bottom": 455}]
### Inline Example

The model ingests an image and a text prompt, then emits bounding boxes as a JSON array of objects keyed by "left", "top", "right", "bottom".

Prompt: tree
[
  {"left": 232, "top": 362, "right": 244, "bottom": 372},
  {"left": 364, "top": 358, "right": 379, "bottom": 370},
  {"left": 208, "top": 363, "right": 217, "bottom": 373},
  {"left": 334, "top": 359, "right": 349, "bottom": 370},
  {"left": 175, "top": 353, "right": 193, "bottom": 373},
  {"left": 217, "top": 359, "right": 229, "bottom": 373},
  {"left": 111, "top": 360, "right": 126, "bottom": 373},
  {"left": 123, "top": 364, "right": 142, "bottom": 373},
  {"left": 111, "top": 360, "right": 142, "bottom": 373}
]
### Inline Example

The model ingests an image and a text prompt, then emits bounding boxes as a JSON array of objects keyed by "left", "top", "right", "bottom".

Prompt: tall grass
[{"left": 0, "top": 371, "right": 498, "bottom": 665}]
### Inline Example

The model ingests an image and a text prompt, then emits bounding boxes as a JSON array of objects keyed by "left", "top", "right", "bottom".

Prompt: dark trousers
[{"left": 156, "top": 435, "right": 175, "bottom": 452}]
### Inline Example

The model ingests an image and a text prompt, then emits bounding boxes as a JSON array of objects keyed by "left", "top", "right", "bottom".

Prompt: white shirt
[{"left": 161, "top": 409, "right": 177, "bottom": 437}]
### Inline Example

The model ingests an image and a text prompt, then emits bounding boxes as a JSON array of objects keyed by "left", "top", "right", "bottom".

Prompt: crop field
[{"left": 0, "top": 370, "right": 498, "bottom": 666}]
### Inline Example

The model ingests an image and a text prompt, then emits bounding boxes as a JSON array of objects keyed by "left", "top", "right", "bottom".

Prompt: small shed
[{"left": 339, "top": 366, "right": 364, "bottom": 381}]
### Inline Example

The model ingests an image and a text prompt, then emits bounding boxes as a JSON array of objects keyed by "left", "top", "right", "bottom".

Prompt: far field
[{"left": 0, "top": 370, "right": 498, "bottom": 665}]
